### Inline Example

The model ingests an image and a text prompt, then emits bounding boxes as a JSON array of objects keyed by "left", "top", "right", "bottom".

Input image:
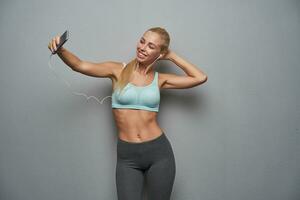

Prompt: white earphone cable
[{"left": 47, "top": 53, "right": 112, "bottom": 104}]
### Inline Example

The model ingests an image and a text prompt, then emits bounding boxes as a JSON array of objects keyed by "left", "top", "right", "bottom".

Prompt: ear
[
  {"left": 161, "top": 49, "right": 169, "bottom": 57},
  {"left": 160, "top": 52, "right": 165, "bottom": 57}
]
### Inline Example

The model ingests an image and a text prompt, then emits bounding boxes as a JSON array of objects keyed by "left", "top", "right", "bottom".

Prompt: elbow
[{"left": 196, "top": 75, "right": 208, "bottom": 85}]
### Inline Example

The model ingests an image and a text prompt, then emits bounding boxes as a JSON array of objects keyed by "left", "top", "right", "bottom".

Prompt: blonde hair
[{"left": 113, "top": 27, "right": 170, "bottom": 93}]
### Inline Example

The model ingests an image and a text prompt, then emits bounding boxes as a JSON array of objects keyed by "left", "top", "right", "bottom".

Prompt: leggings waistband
[{"left": 118, "top": 132, "right": 166, "bottom": 145}]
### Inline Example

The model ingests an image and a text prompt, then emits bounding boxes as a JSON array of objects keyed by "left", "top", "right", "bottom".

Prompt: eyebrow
[{"left": 141, "top": 37, "right": 157, "bottom": 47}]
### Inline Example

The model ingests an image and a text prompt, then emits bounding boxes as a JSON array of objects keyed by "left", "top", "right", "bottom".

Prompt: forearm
[
  {"left": 169, "top": 51, "right": 207, "bottom": 81},
  {"left": 56, "top": 47, "right": 82, "bottom": 71}
]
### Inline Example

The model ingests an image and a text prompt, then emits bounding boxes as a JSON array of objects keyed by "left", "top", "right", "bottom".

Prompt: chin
[{"left": 136, "top": 56, "right": 146, "bottom": 63}]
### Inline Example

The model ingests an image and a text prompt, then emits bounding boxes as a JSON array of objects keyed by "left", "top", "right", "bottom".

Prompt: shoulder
[
  {"left": 111, "top": 61, "right": 126, "bottom": 81},
  {"left": 157, "top": 72, "right": 168, "bottom": 88}
]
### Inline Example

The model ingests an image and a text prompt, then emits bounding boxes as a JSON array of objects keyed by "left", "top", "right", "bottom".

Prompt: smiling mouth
[{"left": 137, "top": 51, "right": 147, "bottom": 58}]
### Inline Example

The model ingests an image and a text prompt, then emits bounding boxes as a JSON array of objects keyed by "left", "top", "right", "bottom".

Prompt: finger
[
  {"left": 56, "top": 36, "right": 60, "bottom": 46},
  {"left": 50, "top": 40, "right": 54, "bottom": 53},
  {"left": 48, "top": 43, "right": 53, "bottom": 53},
  {"left": 52, "top": 38, "right": 57, "bottom": 51},
  {"left": 51, "top": 39, "right": 56, "bottom": 53}
]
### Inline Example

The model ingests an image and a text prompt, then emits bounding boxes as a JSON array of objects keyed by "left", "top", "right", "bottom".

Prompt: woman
[{"left": 48, "top": 27, "right": 207, "bottom": 200}]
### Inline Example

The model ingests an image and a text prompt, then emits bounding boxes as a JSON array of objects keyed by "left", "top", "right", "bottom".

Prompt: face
[{"left": 136, "top": 31, "right": 163, "bottom": 64}]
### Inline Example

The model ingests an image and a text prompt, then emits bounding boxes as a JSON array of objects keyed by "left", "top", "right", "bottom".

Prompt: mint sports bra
[{"left": 111, "top": 63, "right": 160, "bottom": 112}]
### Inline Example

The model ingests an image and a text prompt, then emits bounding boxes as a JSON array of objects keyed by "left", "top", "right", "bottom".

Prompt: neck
[{"left": 136, "top": 61, "right": 154, "bottom": 75}]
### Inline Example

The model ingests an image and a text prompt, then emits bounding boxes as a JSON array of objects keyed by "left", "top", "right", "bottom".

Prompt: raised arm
[
  {"left": 56, "top": 47, "right": 121, "bottom": 80},
  {"left": 56, "top": 47, "right": 81, "bottom": 71},
  {"left": 159, "top": 50, "right": 208, "bottom": 89}
]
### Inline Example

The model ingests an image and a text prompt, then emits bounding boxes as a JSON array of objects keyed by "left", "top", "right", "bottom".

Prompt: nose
[{"left": 140, "top": 44, "right": 147, "bottom": 51}]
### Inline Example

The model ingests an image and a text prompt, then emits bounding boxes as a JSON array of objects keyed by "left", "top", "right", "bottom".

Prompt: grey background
[{"left": 1, "top": 0, "right": 299, "bottom": 199}]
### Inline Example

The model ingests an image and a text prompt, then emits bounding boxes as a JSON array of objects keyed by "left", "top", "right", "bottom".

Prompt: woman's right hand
[{"left": 48, "top": 35, "right": 61, "bottom": 54}]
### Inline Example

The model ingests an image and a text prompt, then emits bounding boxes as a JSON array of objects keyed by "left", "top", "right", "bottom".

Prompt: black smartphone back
[{"left": 52, "top": 30, "right": 69, "bottom": 54}]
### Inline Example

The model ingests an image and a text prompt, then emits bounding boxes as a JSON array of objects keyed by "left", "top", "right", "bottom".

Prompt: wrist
[
  {"left": 168, "top": 51, "right": 176, "bottom": 62},
  {"left": 57, "top": 47, "right": 66, "bottom": 55}
]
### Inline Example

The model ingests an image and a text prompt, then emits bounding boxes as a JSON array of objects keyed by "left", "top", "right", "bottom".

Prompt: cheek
[{"left": 149, "top": 51, "right": 159, "bottom": 58}]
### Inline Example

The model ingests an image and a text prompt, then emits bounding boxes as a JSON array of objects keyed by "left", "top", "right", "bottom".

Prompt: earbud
[{"left": 154, "top": 54, "right": 162, "bottom": 60}]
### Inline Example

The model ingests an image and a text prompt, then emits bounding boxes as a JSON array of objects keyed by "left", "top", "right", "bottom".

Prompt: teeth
[
  {"left": 139, "top": 52, "right": 146, "bottom": 56},
  {"left": 138, "top": 52, "right": 146, "bottom": 57}
]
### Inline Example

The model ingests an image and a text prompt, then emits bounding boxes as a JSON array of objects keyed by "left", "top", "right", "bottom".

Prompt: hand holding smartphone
[{"left": 49, "top": 30, "right": 69, "bottom": 54}]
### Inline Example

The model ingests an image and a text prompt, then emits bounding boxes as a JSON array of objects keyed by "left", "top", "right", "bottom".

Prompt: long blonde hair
[{"left": 113, "top": 27, "right": 170, "bottom": 93}]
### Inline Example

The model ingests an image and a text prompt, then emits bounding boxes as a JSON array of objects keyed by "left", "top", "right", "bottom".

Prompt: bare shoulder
[
  {"left": 111, "top": 62, "right": 126, "bottom": 82},
  {"left": 157, "top": 72, "right": 168, "bottom": 89}
]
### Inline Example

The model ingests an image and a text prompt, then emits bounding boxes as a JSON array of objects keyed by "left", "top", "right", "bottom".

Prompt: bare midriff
[{"left": 112, "top": 108, "right": 164, "bottom": 143}]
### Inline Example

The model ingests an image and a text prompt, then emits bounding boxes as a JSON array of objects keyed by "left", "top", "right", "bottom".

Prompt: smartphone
[{"left": 52, "top": 30, "right": 69, "bottom": 54}]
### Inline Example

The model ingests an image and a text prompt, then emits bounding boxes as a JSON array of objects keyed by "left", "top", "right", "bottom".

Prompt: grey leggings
[{"left": 116, "top": 132, "right": 176, "bottom": 200}]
